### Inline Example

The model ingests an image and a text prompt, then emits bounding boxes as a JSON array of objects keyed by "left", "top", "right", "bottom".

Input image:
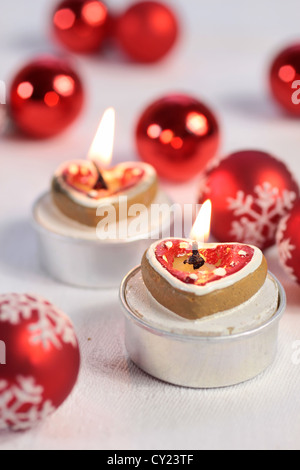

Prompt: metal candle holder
[
  {"left": 32, "top": 191, "right": 173, "bottom": 289},
  {"left": 120, "top": 266, "right": 286, "bottom": 388}
]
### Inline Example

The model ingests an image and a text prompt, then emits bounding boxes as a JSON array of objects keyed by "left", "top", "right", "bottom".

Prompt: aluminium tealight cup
[
  {"left": 120, "top": 266, "right": 286, "bottom": 388},
  {"left": 32, "top": 190, "right": 174, "bottom": 289}
]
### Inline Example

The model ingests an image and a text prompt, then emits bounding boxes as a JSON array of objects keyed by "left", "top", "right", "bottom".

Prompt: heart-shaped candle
[
  {"left": 52, "top": 160, "right": 158, "bottom": 227},
  {"left": 142, "top": 238, "right": 268, "bottom": 320},
  {"left": 52, "top": 108, "right": 158, "bottom": 226},
  {"left": 121, "top": 200, "right": 284, "bottom": 388}
]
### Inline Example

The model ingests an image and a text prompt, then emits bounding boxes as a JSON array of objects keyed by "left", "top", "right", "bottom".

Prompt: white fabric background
[{"left": 0, "top": 0, "right": 300, "bottom": 450}]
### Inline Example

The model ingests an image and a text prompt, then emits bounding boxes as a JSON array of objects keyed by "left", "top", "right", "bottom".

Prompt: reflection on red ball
[
  {"left": 277, "top": 199, "right": 300, "bottom": 284},
  {"left": 116, "top": 1, "right": 179, "bottom": 63},
  {"left": 269, "top": 44, "right": 300, "bottom": 115},
  {"left": 136, "top": 94, "right": 220, "bottom": 182},
  {"left": 198, "top": 150, "right": 299, "bottom": 250},
  {"left": 0, "top": 293, "right": 80, "bottom": 431},
  {"left": 9, "top": 56, "right": 84, "bottom": 138},
  {"left": 52, "top": 0, "right": 110, "bottom": 53}
]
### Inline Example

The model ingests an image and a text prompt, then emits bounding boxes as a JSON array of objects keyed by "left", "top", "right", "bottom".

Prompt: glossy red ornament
[
  {"left": 136, "top": 94, "right": 220, "bottom": 182},
  {"left": 9, "top": 56, "right": 84, "bottom": 138},
  {"left": 52, "top": 0, "right": 110, "bottom": 53},
  {"left": 198, "top": 150, "right": 299, "bottom": 250},
  {"left": 269, "top": 44, "right": 300, "bottom": 115},
  {"left": 0, "top": 293, "right": 80, "bottom": 431},
  {"left": 277, "top": 199, "right": 300, "bottom": 283},
  {"left": 116, "top": 1, "right": 179, "bottom": 63}
]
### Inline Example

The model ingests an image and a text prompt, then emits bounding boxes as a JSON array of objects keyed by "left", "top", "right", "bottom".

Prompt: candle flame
[
  {"left": 88, "top": 107, "right": 115, "bottom": 168},
  {"left": 190, "top": 200, "right": 212, "bottom": 244}
]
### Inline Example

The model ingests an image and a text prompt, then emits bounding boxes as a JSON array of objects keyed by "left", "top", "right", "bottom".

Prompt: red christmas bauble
[
  {"left": 52, "top": 0, "right": 110, "bottom": 53},
  {"left": 136, "top": 94, "right": 220, "bottom": 182},
  {"left": 9, "top": 56, "right": 84, "bottom": 138},
  {"left": 277, "top": 199, "right": 300, "bottom": 283},
  {"left": 116, "top": 1, "right": 179, "bottom": 63},
  {"left": 269, "top": 44, "right": 300, "bottom": 115},
  {"left": 198, "top": 150, "right": 299, "bottom": 250},
  {"left": 0, "top": 294, "right": 80, "bottom": 431}
]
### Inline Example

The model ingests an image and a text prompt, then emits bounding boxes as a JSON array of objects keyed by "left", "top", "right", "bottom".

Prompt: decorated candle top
[
  {"left": 141, "top": 201, "right": 269, "bottom": 320},
  {"left": 53, "top": 107, "right": 155, "bottom": 205},
  {"left": 51, "top": 107, "right": 158, "bottom": 226},
  {"left": 155, "top": 239, "right": 256, "bottom": 286},
  {"left": 146, "top": 238, "right": 263, "bottom": 295},
  {"left": 53, "top": 160, "right": 157, "bottom": 208}
]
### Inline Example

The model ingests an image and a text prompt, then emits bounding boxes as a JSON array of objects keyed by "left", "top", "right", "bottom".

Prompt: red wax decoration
[
  {"left": 9, "top": 56, "right": 84, "bottom": 138},
  {"left": 116, "top": 1, "right": 179, "bottom": 63},
  {"left": 155, "top": 239, "right": 255, "bottom": 286},
  {"left": 269, "top": 44, "right": 300, "bottom": 115},
  {"left": 119, "top": 166, "right": 145, "bottom": 189},
  {"left": 198, "top": 150, "right": 299, "bottom": 250},
  {"left": 136, "top": 94, "right": 220, "bottom": 182},
  {"left": 62, "top": 161, "right": 145, "bottom": 196},
  {"left": 0, "top": 294, "right": 80, "bottom": 431},
  {"left": 64, "top": 161, "right": 98, "bottom": 192},
  {"left": 52, "top": 0, "right": 110, "bottom": 53},
  {"left": 277, "top": 199, "right": 300, "bottom": 283}
]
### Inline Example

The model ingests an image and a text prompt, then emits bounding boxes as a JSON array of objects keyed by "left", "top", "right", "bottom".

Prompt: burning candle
[
  {"left": 62, "top": 108, "right": 116, "bottom": 193},
  {"left": 32, "top": 108, "right": 173, "bottom": 288},
  {"left": 52, "top": 108, "right": 158, "bottom": 227},
  {"left": 120, "top": 200, "right": 286, "bottom": 388}
]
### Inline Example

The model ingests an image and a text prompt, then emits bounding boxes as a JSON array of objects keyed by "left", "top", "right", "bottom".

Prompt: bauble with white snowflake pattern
[
  {"left": 198, "top": 150, "right": 300, "bottom": 250},
  {"left": 276, "top": 199, "right": 300, "bottom": 283},
  {"left": 0, "top": 294, "right": 80, "bottom": 431}
]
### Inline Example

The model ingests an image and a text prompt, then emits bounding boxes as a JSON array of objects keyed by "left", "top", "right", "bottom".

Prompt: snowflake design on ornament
[
  {"left": 0, "top": 294, "right": 78, "bottom": 351},
  {"left": 276, "top": 215, "right": 297, "bottom": 281},
  {"left": 227, "top": 182, "right": 297, "bottom": 247},
  {"left": 0, "top": 376, "right": 55, "bottom": 431}
]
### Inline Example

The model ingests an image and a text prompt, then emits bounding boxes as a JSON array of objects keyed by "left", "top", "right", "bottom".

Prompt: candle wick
[
  {"left": 184, "top": 242, "right": 205, "bottom": 270},
  {"left": 92, "top": 161, "right": 108, "bottom": 190}
]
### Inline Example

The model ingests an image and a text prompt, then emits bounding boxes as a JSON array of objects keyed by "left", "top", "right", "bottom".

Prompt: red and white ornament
[
  {"left": 136, "top": 94, "right": 220, "bottom": 182},
  {"left": 9, "top": 56, "right": 84, "bottom": 138},
  {"left": 198, "top": 150, "right": 299, "bottom": 250},
  {"left": 116, "top": 1, "right": 179, "bottom": 63},
  {"left": 276, "top": 199, "right": 300, "bottom": 283},
  {"left": 0, "top": 293, "right": 80, "bottom": 431}
]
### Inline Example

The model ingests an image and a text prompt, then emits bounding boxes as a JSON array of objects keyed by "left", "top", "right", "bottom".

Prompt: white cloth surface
[{"left": 1, "top": 0, "right": 300, "bottom": 450}]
